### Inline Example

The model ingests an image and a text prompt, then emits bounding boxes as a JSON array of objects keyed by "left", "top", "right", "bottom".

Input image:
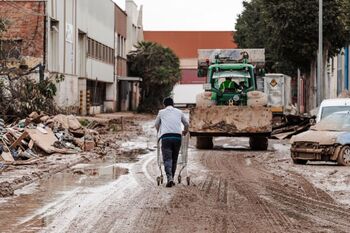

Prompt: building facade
[
  {"left": 118, "top": 0, "right": 143, "bottom": 111},
  {"left": 326, "top": 46, "right": 350, "bottom": 99},
  {"left": 0, "top": 1, "right": 45, "bottom": 70},
  {"left": 0, "top": 0, "right": 143, "bottom": 114},
  {"left": 47, "top": 0, "right": 116, "bottom": 114},
  {"left": 144, "top": 31, "right": 237, "bottom": 85}
]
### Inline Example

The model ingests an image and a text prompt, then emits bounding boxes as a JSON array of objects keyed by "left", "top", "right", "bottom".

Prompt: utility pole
[
  {"left": 317, "top": 0, "right": 323, "bottom": 106},
  {"left": 297, "top": 68, "right": 301, "bottom": 114}
]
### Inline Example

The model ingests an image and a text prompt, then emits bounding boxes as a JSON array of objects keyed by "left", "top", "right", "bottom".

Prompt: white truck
[
  {"left": 172, "top": 84, "right": 204, "bottom": 108},
  {"left": 316, "top": 98, "right": 350, "bottom": 123}
]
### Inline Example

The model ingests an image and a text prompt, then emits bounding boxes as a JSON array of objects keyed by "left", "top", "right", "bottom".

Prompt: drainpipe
[
  {"left": 345, "top": 46, "right": 349, "bottom": 90},
  {"left": 43, "top": 0, "right": 47, "bottom": 73}
]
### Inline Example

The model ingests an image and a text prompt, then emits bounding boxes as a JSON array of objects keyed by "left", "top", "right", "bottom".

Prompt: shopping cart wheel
[
  {"left": 186, "top": 177, "right": 190, "bottom": 186},
  {"left": 156, "top": 177, "right": 161, "bottom": 186},
  {"left": 160, "top": 175, "right": 164, "bottom": 184},
  {"left": 178, "top": 175, "right": 182, "bottom": 184}
]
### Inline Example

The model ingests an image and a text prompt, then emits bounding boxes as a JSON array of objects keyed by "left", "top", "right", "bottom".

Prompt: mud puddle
[{"left": 0, "top": 157, "right": 130, "bottom": 233}]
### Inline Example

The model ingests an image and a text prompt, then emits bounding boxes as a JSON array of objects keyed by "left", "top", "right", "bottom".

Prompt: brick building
[
  {"left": 144, "top": 31, "right": 237, "bottom": 84},
  {"left": 0, "top": 1, "right": 45, "bottom": 67},
  {"left": 0, "top": 0, "right": 143, "bottom": 114}
]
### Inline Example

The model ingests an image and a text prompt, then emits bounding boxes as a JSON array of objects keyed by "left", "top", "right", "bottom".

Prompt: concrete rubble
[
  {"left": 0, "top": 112, "right": 101, "bottom": 164},
  {"left": 0, "top": 112, "right": 149, "bottom": 197}
]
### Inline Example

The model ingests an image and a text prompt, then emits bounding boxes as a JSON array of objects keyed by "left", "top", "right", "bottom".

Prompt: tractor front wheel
[
  {"left": 196, "top": 137, "right": 213, "bottom": 150},
  {"left": 249, "top": 136, "right": 268, "bottom": 151}
]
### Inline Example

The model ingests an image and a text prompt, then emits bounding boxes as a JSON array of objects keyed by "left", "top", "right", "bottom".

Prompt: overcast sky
[{"left": 113, "top": 0, "right": 244, "bottom": 31}]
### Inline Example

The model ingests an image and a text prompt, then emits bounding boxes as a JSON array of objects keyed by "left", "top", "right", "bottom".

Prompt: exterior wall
[
  {"left": 115, "top": 5, "right": 128, "bottom": 77},
  {"left": 125, "top": 0, "right": 143, "bottom": 53},
  {"left": 1, "top": 0, "right": 141, "bottom": 114},
  {"left": 326, "top": 46, "right": 350, "bottom": 99},
  {"left": 77, "top": 0, "right": 114, "bottom": 49},
  {"left": 0, "top": 1, "right": 45, "bottom": 65},
  {"left": 55, "top": 74, "right": 80, "bottom": 109},
  {"left": 144, "top": 31, "right": 236, "bottom": 85},
  {"left": 181, "top": 69, "right": 206, "bottom": 84},
  {"left": 47, "top": 0, "right": 115, "bottom": 112},
  {"left": 131, "top": 82, "right": 140, "bottom": 111},
  {"left": 116, "top": 5, "right": 127, "bottom": 37},
  {"left": 86, "top": 59, "right": 114, "bottom": 83},
  {"left": 47, "top": 0, "right": 79, "bottom": 108},
  {"left": 144, "top": 31, "right": 237, "bottom": 58},
  {"left": 117, "top": 0, "right": 143, "bottom": 112}
]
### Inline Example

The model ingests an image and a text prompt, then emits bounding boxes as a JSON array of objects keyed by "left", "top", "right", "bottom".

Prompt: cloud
[{"left": 113, "top": 0, "right": 244, "bottom": 30}]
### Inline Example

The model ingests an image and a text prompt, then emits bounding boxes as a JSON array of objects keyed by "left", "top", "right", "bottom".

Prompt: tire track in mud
[
  {"left": 248, "top": 157, "right": 350, "bottom": 231},
  {"left": 199, "top": 151, "right": 299, "bottom": 232},
  {"left": 288, "top": 172, "right": 335, "bottom": 203},
  {"left": 266, "top": 184, "right": 350, "bottom": 228}
]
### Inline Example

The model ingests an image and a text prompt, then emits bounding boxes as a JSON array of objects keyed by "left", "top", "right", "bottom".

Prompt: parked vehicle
[
  {"left": 316, "top": 98, "right": 350, "bottom": 123},
  {"left": 172, "top": 84, "right": 203, "bottom": 108},
  {"left": 290, "top": 111, "right": 350, "bottom": 165},
  {"left": 264, "top": 73, "right": 292, "bottom": 117}
]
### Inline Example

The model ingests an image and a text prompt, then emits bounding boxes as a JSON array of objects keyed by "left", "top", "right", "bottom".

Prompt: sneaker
[
  {"left": 166, "top": 182, "right": 172, "bottom": 188},
  {"left": 170, "top": 181, "right": 176, "bottom": 186}
]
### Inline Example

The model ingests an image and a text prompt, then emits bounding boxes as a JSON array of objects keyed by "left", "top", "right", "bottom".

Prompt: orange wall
[{"left": 144, "top": 31, "right": 237, "bottom": 58}]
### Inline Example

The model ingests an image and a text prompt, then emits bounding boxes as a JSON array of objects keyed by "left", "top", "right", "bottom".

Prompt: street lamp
[{"left": 317, "top": 0, "right": 323, "bottom": 106}]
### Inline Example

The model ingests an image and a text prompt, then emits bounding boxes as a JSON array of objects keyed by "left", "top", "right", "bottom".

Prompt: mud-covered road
[{"left": 1, "top": 122, "right": 350, "bottom": 233}]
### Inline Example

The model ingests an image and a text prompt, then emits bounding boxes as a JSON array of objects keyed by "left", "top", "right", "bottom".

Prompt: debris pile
[
  {"left": 0, "top": 112, "right": 101, "bottom": 164},
  {"left": 271, "top": 114, "right": 315, "bottom": 140}
]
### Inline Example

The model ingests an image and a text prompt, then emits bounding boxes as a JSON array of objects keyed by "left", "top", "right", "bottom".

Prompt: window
[
  {"left": 0, "top": 39, "right": 22, "bottom": 60},
  {"left": 88, "top": 38, "right": 92, "bottom": 57},
  {"left": 123, "top": 38, "right": 126, "bottom": 58},
  {"left": 87, "top": 37, "right": 113, "bottom": 64},
  {"left": 49, "top": 19, "right": 59, "bottom": 71}
]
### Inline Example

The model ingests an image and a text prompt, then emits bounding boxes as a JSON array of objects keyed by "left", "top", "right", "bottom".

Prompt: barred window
[{"left": 87, "top": 37, "right": 113, "bottom": 64}]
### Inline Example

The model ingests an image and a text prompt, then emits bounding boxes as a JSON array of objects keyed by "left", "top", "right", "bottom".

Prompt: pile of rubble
[
  {"left": 0, "top": 112, "right": 101, "bottom": 165},
  {"left": 271, "top": 114, "right": 315, "bottom": 140}
]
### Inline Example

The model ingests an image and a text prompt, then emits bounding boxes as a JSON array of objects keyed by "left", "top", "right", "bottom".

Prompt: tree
[
  {"left": 235, "top": 0, "right": 350, "bottom": 110},
  {"left": 127, "top": 41, "right": 181, "bottom": 113},
  {"left": 0, "top": 18, "right": 60, "bottom": 119}
]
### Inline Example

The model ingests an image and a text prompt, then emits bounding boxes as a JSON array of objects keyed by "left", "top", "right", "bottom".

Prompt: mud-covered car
[{"left": 290, "top": 111, "right": 350, "bottom": 165}]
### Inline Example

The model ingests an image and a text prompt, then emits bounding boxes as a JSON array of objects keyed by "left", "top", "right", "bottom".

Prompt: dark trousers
[{"left": 161, "top": 138, "right": 182, "bottom": 182}]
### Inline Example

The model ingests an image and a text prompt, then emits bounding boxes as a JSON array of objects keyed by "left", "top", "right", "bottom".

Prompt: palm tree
[{"left": 128, "top": 41, "right": 180, "bottom": 113}]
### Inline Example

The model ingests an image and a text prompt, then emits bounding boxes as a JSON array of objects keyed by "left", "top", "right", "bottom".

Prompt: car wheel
[
  {"left": 337, "top": 146, "right": 350, "bottom": 166},
  {"left": 292, "top": 159, "right": 308, "bottom": 165}
]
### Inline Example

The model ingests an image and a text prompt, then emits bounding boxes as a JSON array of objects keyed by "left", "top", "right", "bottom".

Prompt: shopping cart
[{"left": 156, "top": 134, "right": 190, "bottom": 186}]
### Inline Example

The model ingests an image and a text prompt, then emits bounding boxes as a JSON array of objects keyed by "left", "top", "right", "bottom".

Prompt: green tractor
[{"left": 190, "top": 49, "right": 272, "bottom": 150}]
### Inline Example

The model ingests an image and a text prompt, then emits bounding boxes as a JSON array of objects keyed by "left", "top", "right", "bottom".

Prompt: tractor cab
[{"left": 204, "top": 58, "right": 257, "bottom": 106}]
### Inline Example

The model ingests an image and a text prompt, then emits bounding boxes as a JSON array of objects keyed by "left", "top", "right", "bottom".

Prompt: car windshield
[
  {"left": 321, "top": 106, "right": 350, "bottom": 120},
  {"left": 313, "top": 112, "right": 350, "bottom": 131}
]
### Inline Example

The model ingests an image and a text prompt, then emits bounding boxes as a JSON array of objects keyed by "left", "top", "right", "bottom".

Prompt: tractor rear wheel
[
  {"left": 196, "top": 137, "right": 213, "bottom": 150},
  {"left": 249, "top": 136, "right": 268, "bottom": 151}
]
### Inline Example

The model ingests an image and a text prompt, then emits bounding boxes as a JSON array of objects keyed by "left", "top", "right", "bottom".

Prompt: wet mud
[{"left": 1, "top": 123, "right": 350, "bottom": 232}]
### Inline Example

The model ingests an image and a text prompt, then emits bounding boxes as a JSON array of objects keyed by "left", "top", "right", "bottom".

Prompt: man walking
[{"left": 155, "top": 97, "right": 189, "bottom": 187}]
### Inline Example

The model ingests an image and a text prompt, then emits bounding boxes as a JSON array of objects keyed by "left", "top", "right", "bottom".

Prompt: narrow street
[{"left": 1, "top": 121, "right": 350, "bottom": 233}]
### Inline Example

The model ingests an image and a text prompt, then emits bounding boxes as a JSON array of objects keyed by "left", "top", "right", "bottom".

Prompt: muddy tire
[
  {"left": 292, "top": 159, "right": 308, "bottom": 165},
  {"left": 196, "top": 137, "right": 213, "bottom": 150},
  {"left": 337, "top": 146, "right": 350, "bottom": 166},
  {"left": 249, "top": 137, "right": 268, "bottom": 151}
]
